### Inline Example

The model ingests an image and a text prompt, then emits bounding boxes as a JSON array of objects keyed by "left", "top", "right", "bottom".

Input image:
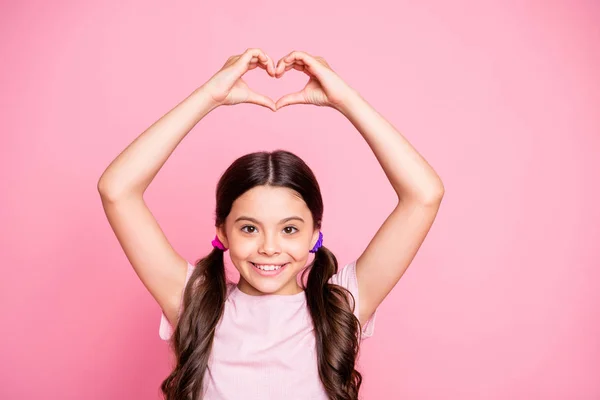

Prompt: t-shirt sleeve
[
  {"left": 159, "top": 261, "right": 196, "bottom": 341},
  {"left": 328, "top": 260, "right": 377, "bottom": 340}
]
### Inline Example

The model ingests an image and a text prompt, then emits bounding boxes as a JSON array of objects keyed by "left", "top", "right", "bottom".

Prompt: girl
[{"left": 98, "top": 48, "right": 444, "bottom": 400}]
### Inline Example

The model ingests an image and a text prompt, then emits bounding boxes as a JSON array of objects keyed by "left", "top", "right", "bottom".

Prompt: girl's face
[{"left": 217, "top": 185, "right": 320, "bottom": 296}]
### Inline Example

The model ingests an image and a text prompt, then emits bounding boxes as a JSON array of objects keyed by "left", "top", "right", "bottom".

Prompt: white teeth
[{"left": 253, "top": 263, "right": 285, "bottom": 271}]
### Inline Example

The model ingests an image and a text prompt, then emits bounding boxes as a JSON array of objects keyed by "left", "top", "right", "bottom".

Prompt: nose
[{"left": 258, "top": 233, "right": 281, "bottom": 256}]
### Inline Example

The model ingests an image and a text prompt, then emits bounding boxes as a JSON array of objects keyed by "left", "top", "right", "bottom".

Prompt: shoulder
[{"left": 328, "top": 260, "right": 358, "bottom": 289}]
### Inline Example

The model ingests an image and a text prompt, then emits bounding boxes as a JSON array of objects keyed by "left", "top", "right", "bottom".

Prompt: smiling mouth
[{"left": 250, "top": 262, "right": 289, "bottom": 271}]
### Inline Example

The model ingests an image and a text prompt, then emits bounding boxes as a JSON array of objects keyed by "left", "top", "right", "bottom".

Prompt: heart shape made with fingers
[
  {"left": 234, "top": 52, "right": 332, "bottom": 111},
  {"left": 244, "top": 71, "right": 309, "bottom": 110}
]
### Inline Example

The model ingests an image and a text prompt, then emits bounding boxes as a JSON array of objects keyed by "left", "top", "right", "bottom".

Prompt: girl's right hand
[{"left": 202, "top": 48, "right": 277, "bottom": 111}]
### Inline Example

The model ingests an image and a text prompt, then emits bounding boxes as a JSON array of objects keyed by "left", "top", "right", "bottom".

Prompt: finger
[
  {"left": 275, "top": 60, "right": 304, "bottom": 77},
  {"left": 249, "top": 56, "right": 276, "bottom": 75},
  {"left": 275, "top": 91, "right": 306, "bottom": 109},
  {"left": 284, "top": 51, "right": 320, "bottom": 66},
  {"left": 236, "top": 48, "right": 271, "bottom": 75},
  {"left": 243, "top": 49, "right": 269, "bottom": 65},
  {"left": 247, "top": 59, "right": 263, "bottom": 71},
  {"left": 275, "top": 55, "right": 293, "bottom": 77},
  {"left": 264, "top": 55, "right": 276, "bottom": 76},
  {"left": 247, "top": 90, "right": 277, "bottom": 112},
  {"left": 277, "top": 51, "right": 320, "bottom": 77},
  {"left": 287, "top": 63, "right": 306, "bottom": 73},
  {"left": 275, "top": 51, "right": 297, "bottom": 76},
  {"left": 247, "top": 56, "right": 266, "bottom": 69},
  {"left": 276, "top": 57, "right": 321, "bottom": 80}
]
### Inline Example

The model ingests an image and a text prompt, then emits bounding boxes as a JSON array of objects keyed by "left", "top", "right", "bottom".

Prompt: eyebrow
[{"left": 234, "top": 216, "right": 305, "bottom": 225}]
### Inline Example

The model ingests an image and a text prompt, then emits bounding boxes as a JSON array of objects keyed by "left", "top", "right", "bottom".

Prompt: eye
[
  {"left": 241, "top": 225, "right": 257, "bottom": 234},
  {"left": 240, "top": 225, "right": 299, "bottom": 234},
  {"left": 283, "top": 226, "right": 299, "bottom": 234}
]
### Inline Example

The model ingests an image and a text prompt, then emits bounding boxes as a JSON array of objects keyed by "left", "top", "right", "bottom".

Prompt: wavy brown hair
[{"left": 160, "top": 150, "right": 364, "bottom": 399}]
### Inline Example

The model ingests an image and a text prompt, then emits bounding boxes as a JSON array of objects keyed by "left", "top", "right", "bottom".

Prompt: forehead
[{"left": 229, "top": 186, "right": 310, "bottom": 223}]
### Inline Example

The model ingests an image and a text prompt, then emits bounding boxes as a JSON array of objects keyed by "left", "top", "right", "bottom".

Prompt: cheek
[
  {"left": 287, "top": 240, "right": 309, "bottom": 258},
  {"left": 229, "top": 240, "right": 256, "bottom": 260}
]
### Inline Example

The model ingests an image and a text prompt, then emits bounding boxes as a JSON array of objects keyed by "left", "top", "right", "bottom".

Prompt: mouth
[{"left": 250, "top": 262, "right": 290, "bottom": 277}]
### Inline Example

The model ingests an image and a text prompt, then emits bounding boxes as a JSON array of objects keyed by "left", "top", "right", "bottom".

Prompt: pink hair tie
[{"left": 211, "top": 236, "right": 227, "bottom": 251}]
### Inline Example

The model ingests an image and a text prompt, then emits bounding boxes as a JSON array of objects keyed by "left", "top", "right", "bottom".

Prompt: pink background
[{"left": 1, "top": 1, "right": 599, "bottom": 399}]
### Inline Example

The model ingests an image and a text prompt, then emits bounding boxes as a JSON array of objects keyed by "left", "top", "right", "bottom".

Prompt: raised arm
[
  {"left": 273, "top": 51, "right": 445, "bottom": 327},
  {"left": 337, "top": 89, "right": 444, "bottom": 327},
  {"left": 97, "top": 48, "right": 277, "bottom": 328}
]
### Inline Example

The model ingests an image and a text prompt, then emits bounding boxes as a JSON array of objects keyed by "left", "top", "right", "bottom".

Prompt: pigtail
[
  {"left": 303, "top": 246, "right": 363, "bottom": 400},
  {"left": 160, "top": 247, "right": 228, "bottom": 400}
]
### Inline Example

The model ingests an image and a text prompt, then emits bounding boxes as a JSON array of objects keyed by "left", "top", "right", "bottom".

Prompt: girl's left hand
[{"left": 274, "top": 51, "right": 355, "bottom": 111}]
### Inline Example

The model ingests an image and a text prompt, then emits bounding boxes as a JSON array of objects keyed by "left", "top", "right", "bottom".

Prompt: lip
[{"left": 250, "top": 262, "right": 289, "bottom": 277}]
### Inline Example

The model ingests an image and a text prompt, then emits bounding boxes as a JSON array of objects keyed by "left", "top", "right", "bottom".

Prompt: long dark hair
[{"left": 161, "top": 150, "right": 363, "bottom": 399}]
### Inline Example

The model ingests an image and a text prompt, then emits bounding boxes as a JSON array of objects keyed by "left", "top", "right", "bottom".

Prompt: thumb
[
  {"left": 246, "top": 90, "right": 276, "bottom": 111},
  {"left": 275, "top": 92, "right": 306, "bottom": 110}
]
